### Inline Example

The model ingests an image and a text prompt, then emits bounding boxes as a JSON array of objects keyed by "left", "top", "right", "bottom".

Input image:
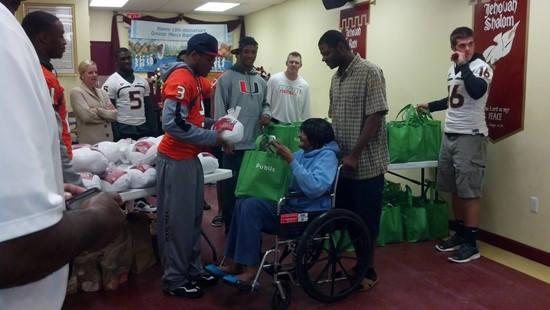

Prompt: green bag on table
[
  {"left": 264, "top": 122, "right": 302, "bottom": 152},
  {"left": 401, "top": 186, "right": 430, "bottom": 243},
  {"left": 235, "top": 135, "right": 293, "bottom": 203},
  {"left": 377, "top": 203, "right": 404, "bottom": 246},
  {"left": 423, "top": 181, "right": 449, "bottom": 240},
  {"left": 387, "top": 104, "right": 442, "bottom": 163}
]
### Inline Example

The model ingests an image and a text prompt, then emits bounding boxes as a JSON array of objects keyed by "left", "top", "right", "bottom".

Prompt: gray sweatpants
[{"left": 156, "top": 153, "right": 204, "bottom": 291}]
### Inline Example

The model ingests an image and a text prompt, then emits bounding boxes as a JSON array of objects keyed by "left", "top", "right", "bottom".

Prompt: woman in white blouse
[{"left": 70, "top": 60, "right": 117, "bottom": 144}]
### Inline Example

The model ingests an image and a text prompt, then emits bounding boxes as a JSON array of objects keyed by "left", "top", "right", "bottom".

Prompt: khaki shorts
[{"left": 436, "top": 133, "right": 488, "bottom": 198}]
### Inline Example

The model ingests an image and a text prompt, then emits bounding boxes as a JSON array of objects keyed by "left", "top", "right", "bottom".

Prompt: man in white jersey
[
  {"left": 0, "top": 2, "right": 125, "bottom": 308},
  {"left": 103, "top": 47, "right": 158, "bottom": 141},
  {"left": 267, "top": 51, "right": 311, "bottom": 123},
  {"left": 417, "top": 26, "right": 493, "bottom": 264}
]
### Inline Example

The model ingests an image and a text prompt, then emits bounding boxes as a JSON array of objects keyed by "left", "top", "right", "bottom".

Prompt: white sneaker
[{"left": 134, "top": 200, "right": 156, "bottom": 213}]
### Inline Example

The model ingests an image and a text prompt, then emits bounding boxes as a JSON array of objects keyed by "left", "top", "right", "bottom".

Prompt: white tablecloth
[
  {"left": 388, "top": 160, "right": 438, "bottom": 170},
  {"left": 119, "top": 168, "right": 232, "bottom": 201}
]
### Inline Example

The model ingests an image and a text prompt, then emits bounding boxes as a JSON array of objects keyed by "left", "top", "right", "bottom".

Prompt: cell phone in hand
[{"left": 65, "top": 187, "right": 101, "bottom": 210}]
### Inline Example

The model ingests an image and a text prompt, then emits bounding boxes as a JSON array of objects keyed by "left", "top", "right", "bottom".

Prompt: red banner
[
  {"left": 340, "top": 3, "right": 370, "bottom": 59},
  {"left": 473, "top": 0, "right": 528, "bottom": 142}
]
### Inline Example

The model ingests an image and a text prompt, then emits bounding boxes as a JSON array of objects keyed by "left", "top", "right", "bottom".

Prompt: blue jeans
[{"left": 224, "top": 198, "right": 295, "bottom": 266}]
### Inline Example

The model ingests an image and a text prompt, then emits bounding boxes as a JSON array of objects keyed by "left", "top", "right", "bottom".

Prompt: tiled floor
[{"left": 62, "top": 186, "right": 550, "bottom": 309}]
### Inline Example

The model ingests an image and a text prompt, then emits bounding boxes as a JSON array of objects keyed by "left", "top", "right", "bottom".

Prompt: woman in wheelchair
[{"left": 206, "top": 118, "right": 339, "bottom": 290}]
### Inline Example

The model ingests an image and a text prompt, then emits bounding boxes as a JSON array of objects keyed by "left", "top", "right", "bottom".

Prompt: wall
[
  {"left": 18, "top": 0, "right": 91, "bottom": 102},
  {"left": 17, "top": 0, "right": 549, "bottom": 252},
  {"left": 89, "top": 10, "right": 240, "bottom": 52},
  {"left": 88, "top": 10, "right": 241, "bottom": 82},
  {"left": 245, "top": 0, "right": 550, "bottom": 252}
]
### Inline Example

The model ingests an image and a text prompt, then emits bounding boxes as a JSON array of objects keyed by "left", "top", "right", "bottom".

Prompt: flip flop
[
  {"left": 222, "top": 274, "right": 260, "bottom": 292},
  {"left": 204, "top": 264, "right": 227, "bottom": 278},
  {"left": 355, "top": 276, "right": 380, "bottom": 291}
]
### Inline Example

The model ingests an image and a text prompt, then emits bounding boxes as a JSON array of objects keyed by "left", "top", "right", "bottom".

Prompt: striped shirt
[{"left": 329, "top": 55, "right": 389, "bottom": 180}]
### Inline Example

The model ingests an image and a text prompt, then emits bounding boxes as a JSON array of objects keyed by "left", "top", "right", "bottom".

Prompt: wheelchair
[{"left": 221, "top": 166, "right": 373, "bottom": 310}]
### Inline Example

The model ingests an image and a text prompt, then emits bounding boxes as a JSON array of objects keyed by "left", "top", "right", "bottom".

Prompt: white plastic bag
[
  {"left": 80, "top": 172, "right": 101, "bottom": 190},
  {"left": 197, "top": 152, "right": 219, "bottom": 174},
  {"left": 94, "top": 141, "right": 124, "bottom": 164},
  {"left": 122, "top": 140, "right": 158, "bottom": 166},
  {"left": 100, "top": 166, "right": 131, "bottom": 192},
  {"left": 72, "top": 147, "right": 109, "bottom": 175},
  {"left": 212, "top": 107, "right": 244, "bottom": 144},
  {"left": 127, "top": 164, "right": 156, "bottom": 189}
]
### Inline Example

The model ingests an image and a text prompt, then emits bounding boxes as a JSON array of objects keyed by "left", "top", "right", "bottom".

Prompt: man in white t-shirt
[
  {"left": 267, "top": 51, "right": 311, "bottom": 124},
  {"left": 0, "top": 3, "right": 125, "bottom": 308}
]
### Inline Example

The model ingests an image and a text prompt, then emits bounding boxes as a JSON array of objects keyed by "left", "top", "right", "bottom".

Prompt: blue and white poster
[{"left": 128, "top": 20, "right": 233, "bottom": 72}]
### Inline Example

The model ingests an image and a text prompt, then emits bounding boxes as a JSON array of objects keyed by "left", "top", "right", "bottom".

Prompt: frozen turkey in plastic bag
[
  {"left": 127, "top": 163, "right": 156, "bottom": 189},
  {"left": 100, "top": 166, "right": 131, "bottom": 192},
  {"left": 72, "top": 146, "right": 109, "bottom": 175},
  {"left": 197, "top": 152, "right": 219, "bottom": 174},
  {"left": 94, "top": 141, "right": 126, "bottom": 164},
  {"left": 80, "top": 172, "right": 101, "bottom": 190},
  {"left": 212, "top": 107, "right": 244, "bottom": 144},
  {"left": 121, "top": 139, "right": 158, "bottom": 166}
]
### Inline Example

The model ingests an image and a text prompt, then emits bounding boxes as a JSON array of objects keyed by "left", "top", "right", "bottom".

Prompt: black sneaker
[
  {"left": 134, "top": 200, "right": 156, "bottom": 213},
  {"left": 435, "top": 234, "right": 464, "bottom": 252},
  {"left": 194, "top": 274, "right": 218, "bottom": 288},
  {"left": 448, "top": 243, "right": 480, "bottom": 263},
  {"left": 164, "top": 282, "right": 203, "bottom": 298}
]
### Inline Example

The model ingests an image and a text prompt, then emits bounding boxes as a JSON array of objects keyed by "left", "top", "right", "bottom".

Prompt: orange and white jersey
[
  {"left": 445, "top": 58, "right": 493, "bottom": 135},
  {"left": 102, "top": 73, "right": 150, "bottom": 126}
]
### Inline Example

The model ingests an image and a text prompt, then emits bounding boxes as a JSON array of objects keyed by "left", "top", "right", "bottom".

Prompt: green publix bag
[
  {"left": 234, "top": 135, "right": 293, "bottom": 203},
  {"left": 377, "top": 181, "right": 405, "bottom": 246},
  {"left": 423, "top": 181, "right": 449, "bottom": 240},
  {"left": 401, "top": 185, "right": 430, "bottom": 243},
  {"left": 387, "top": 104, "right": 442, "bottom": 163},
  {"left": 377, "top": 203, "right": 404, "bottom": 247},
  {"left": 263, "top": 122, "right": 302, "bottom": 152}
]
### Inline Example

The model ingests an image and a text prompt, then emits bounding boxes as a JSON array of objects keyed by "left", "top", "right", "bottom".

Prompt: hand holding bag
[
  {"left": 234, "top": 135, "right": 293, "bottom": 202},
  {"left": 264, "top": 122, "right": 302, "bottom": 152},
  {"left": 387, "top": 104, "right": 441, "bottom": 163}
]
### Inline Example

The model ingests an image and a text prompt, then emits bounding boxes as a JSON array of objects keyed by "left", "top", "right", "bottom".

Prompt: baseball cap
[
  {"left": 187, "top": 33, "right": 224, "bottom": 57},
  {"left": 230, "top": 36, "right": 259, "bottom": 55}
]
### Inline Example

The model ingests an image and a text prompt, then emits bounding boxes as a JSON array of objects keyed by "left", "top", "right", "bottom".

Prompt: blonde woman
[{"left": 70, "top": 60, "right": 117, "bottom": 144}]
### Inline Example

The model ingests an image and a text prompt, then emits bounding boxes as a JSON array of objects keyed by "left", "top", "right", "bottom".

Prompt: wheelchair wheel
[
  {"left": 295, "top": 209, "right": 371, "bottom": 303},
  {"left": 270, "top": 280, "right": 291, "bottom": 310}
]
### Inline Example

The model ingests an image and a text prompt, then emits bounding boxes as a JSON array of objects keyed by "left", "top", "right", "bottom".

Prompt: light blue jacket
[{"left": 287, "top": 141, "right": 340, "bottom": 211}]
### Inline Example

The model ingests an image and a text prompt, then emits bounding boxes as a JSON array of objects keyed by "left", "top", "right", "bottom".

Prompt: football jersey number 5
[{"left": 129, "top": 90, "right": 143, "bottom": 110}]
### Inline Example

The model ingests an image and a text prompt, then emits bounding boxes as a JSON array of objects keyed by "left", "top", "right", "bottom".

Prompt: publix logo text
[{"left": 256, "top": 163, "right": 275, "bottom": 172}]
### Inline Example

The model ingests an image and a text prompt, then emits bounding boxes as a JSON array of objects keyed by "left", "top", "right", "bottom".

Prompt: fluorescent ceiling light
[
  {"left": 90, "top": 0, "right": 129, "bottom": 8},
  {"left": 195, "top": 2, "right": 239, "bottom": 12}
]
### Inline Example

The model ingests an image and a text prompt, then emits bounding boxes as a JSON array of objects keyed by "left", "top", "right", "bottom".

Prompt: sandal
[
  {"left": 355, "top": 276, "right": 379, "bottom": 291},
  {"left": 211, "top": 215, "right": 224, "bottom": 227},
  {"left": 222, "top": 274, "right": 260, "bottom": 292}
]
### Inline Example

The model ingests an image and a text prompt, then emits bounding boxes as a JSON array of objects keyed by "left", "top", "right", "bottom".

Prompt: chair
[{"left": 240, "top": 165, "right": 373, "bottom": 309}]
